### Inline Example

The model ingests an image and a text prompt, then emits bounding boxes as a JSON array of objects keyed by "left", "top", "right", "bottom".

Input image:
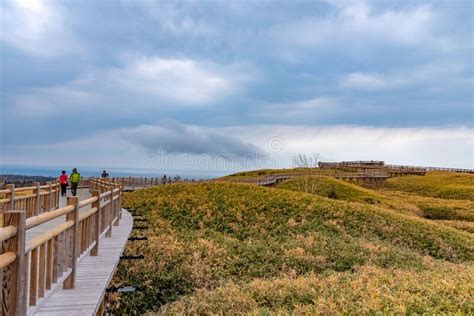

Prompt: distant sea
[{"left": 0, "top": 165, "right": 226, "bottom": 179}]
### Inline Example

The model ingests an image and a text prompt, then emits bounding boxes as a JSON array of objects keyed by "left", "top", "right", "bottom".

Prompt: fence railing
[
  {"left": 386, "top": 165, "right": 473, "bottom": 174},
  {"left": 0, "top": 178, "right": 123, "bottom": 315},
  {"left": 0, "top": 182, "right": 60, "bottom": 219},
  {"left": 88, "top": 176, "right": 194, "bottom": 190}
]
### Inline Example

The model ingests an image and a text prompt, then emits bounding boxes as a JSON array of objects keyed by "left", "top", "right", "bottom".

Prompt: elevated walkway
[
  {"left": 32, "top": 207, "right": 132, "bottom": 315},
  {"left": 1, "top": 179, "right": 132, "bottom": 316}
]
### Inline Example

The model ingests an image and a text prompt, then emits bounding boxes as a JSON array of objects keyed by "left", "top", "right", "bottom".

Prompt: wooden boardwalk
[
  {"left": 0, "top": 181, "right": 133, "bottom": 316},
  {"left": 32, "top": 211, "right": 132, "bottom": 315},
  {"left": 23, "top": 190, "right": 133, "bottom": 315}
]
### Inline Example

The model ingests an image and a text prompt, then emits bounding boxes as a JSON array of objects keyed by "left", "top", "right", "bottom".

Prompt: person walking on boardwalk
[
  {"left": 59, "top": 170, "right": 68, "bottom": 196},
  {"left": 101, "top": 170, "right": 109, "bottom": 178},
  {"left": 70, "top": 168, "right": 81, "bottom": 196}
]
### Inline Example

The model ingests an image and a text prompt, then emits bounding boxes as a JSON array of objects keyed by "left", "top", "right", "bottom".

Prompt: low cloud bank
[
  {"left": 121, "top": 121, "right": 263, "bottom": 158},
  {"left": 2, "top": 124, "right": 472, "bottom": 171}
]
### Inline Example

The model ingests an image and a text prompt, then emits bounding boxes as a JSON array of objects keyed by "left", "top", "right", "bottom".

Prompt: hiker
[
  {"left": 70, "top": 168, "right": 81, "bottom": 196},
  {"left": 59, "top": 170, "right": 68, "bottom": 196},
  {"left": 101, "top": 170, "right": 109, "bottom": 178}
]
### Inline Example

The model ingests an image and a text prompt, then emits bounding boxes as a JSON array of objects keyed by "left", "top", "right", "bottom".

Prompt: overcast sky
[{"left": 1, "top": 0, "right": 473, "bottom": 173}]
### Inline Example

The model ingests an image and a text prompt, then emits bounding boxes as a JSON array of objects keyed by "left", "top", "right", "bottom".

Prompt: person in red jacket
[{"left": 59, "top": 170, "right": 68, "bottom": 196}]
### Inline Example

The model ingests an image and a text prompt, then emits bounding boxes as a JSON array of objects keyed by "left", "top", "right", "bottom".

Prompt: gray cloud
[{"left": 120, "top": 121, "right": 263, "bottom": 158}]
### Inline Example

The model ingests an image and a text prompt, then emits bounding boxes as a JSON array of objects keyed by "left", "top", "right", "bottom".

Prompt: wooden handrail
[
  {"left": 13, "top": 194, "right": 36, "bottom": 201},
  {"left": 78, "top": 196, "right": 98, "bottom": 208},
  {"left": 100, "top": 191, "right": 112, "bottom": 199},
  {"left": 0, "top": 252, "right": 16, "bottom": 270},
  {"left": 1, "top": 178, "right": 124, "bottom": 315},
  {"left": 26, "top": 220, "right": 74, "bottom": 253},
  {"left": 0, "top": 225, "right": 17, "bottom": 243},
  {"left": 78, "top": 207, "right": 98, "bottom": 222},
  {"left": 25, "top": 205, "right": 75, "bottom": 230}
]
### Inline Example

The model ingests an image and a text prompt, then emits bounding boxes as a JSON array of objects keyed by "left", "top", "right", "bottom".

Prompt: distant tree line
[{"left": 0, "top": 174, "right": 55, "bottom": 189}]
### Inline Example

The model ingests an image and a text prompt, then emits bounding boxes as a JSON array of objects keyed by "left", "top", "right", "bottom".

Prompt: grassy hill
[
  {"left": 384, "top": 172, "right": 474, "bottom": 200},
  {"left": 110, "top": 182, "right": 473, "bottom": 314},
  {"left": 276, "top": 176, "right": 389, "bottom": 204},
  {"left": 220, "top": 167, "right": 353, "bottom": 181}
]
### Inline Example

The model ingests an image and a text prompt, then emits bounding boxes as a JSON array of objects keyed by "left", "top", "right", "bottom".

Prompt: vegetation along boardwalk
[{"left": 0, "top": 179, "right": 132, "bottom": 315}]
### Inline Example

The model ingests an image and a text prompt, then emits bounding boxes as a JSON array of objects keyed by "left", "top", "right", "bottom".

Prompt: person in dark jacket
[{"left": 101, "top": 170, "right": 109, "bottom": 178}]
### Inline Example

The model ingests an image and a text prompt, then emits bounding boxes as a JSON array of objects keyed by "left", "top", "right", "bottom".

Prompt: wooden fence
[
  {"left": 318, "top": 161, "right": 473, "bottom": 175},
  {"left": 0, "top": 182, "right": 60, "bottom": 219},
  {"left": 0, "top": 178, "right": 123, "bottom": 315},
  {"left": 223, "top": 170, "right": 389, "bottom": 188},
  {"left": 386, "top": 165, "right": 473, "bottom": 174},
  {"left": 87, "top": 176, "right": 194, "bottom": 190}
]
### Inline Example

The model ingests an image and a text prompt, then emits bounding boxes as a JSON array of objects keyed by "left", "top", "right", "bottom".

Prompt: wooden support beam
[
  {"left": 91, "top": 191, "right": 101, "bottom": 256},
  {"left": 52, "top": 236, "right": 59, "bottom": 283},
  {"left": 47, "top": 181, "right": 53, "bottom": 212},
  {"left": 105, "top": 186, "right": 113, "bottom": 238},
  {"left": 38, "top": 243, "right": 46, "bottom": 298},
  {"left": 63, "top": 197, "right": 79, "bottom": 289},
  {"left": 46, "top": 239, "right": 53, "bottom": 290},
  {"left": 29, "top": 248, "right": 38, "bottom": 306}
]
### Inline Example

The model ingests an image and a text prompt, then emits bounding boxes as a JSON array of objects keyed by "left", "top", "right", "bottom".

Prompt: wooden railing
[
  {"left": 0, "top": 182, "right": 60, "bottom": 219},
  {"left": 386, "top": 165, "right": 473, "bottom": 174},
  {"left": 88, "top": 176, "right": 192, "bottom": 190},
  {"left": 0, "top": 178, "right": 123, "bottom": 315}
]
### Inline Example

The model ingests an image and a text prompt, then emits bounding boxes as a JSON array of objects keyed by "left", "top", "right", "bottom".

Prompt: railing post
[
  {"left": 106, "top": 186, "right": 113, "bottom": 237},
  {"left": 2, "top": 210, "right": 26, "bottom": 316},
  {"left": 5, "top": 184, "right": 15, "bottom": 212},
  {"left": 91, "top": 190, "right": 101, "bottom": 256},
  {"left": 46, "top": 181, "right": 53, "bottom": 212},
  {"left": 113, "top": 184, "right": 120, "bottom": 226},
  {"left": 63, "top": 197, "right": 79, "bottom": 289},
  {"left": 119, "top": 185, "right": 123, "bottom": 220},
  {"left": 55, "top": 181, "right": 60, "bottom": 209}
]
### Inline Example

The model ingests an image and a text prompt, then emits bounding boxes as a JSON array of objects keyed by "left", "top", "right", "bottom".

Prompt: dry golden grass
[
  {"left": 109, "top": 182, "right": 473, "bottom": 314},
  {"left": 434, "top": 220, "right": 474, "bottom": 234},
  {"left": 383, "top": 191, "right": 474, "bottom": 221},
  {"left": 162, "top": 262, "right": 474, "bottom": 315},
  {"left": 385, "top": 171, "right": 474, "bottom": 200},
  {"left": 276, "top": 176, "right": 474, "bottom": 234}
]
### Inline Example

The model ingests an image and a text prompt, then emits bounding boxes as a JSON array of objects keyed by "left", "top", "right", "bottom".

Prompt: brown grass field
[{"left": 108, "top": 171, "right": 473, "bottom": 314}]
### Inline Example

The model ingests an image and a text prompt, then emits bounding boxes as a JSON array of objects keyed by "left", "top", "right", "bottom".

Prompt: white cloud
[
  {"left": 110, "top": 57, "right": 250, "bottom": 105},
  {"left": 0, "top": 0, "right": 78, "bottom": 57},
  {"left": 222, "top": 125, "right": 474, "bottom": 169},
  {"left": 7, "top": 56, "right": 255, "bottom": 115},
  {"left": 270, "top": 1, "right": 451, "bottom": 52},
  {"left": 340, "top": 73, "right": 403, "bottom": 90},
  {"left": 132, "top": 0, "right": 218, "bottom": 36},
  {"left": 12, "top": 85, "right": 101, "bottom": 115},
  {"left": 256, "top": 97, "right": 337, "bottom": 120},
  {"left": 340, "top": 60, "right": 471, "bottom": 90}
]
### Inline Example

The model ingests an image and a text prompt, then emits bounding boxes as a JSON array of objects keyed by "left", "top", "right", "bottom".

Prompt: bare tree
[{"left": 292, "top": 153, "right": 321, "bottom": 193}]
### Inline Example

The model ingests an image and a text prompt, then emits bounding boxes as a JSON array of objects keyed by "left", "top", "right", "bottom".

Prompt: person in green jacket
[{"left": 70, "top": 168, "right": 81, "bottom": 196}]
